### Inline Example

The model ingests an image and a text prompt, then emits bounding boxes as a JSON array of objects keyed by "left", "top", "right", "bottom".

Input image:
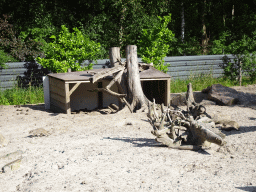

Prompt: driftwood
[
  {"left": 89, "top": 45, "right": 152, "bottom": 113},
  {"left": 148, "top": 83, "right": 226, "bottom": 151}
]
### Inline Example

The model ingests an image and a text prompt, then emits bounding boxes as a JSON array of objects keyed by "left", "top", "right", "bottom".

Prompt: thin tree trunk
[
  {"left": 201, "top": 0, "right": 208, "bottom": 54},
  {"left": 181, "top": 1, "right": 185, "bottom": 44}
]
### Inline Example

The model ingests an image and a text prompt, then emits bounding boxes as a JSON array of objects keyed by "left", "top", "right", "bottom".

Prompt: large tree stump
[{"left": 126, "top": 45, "right": 148, "bottom": 112}]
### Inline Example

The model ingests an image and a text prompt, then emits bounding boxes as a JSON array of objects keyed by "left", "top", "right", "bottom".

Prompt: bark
[
  {"left": 109, "top": 47, "right": 121, "bottom": 67},
  {"left": 89, "top": 45, "right": 150, "bottom": 113},
  {"left": 126, "top": 45, "right": 148, "bottom": 112},
  {"left": 181, "top": 1, "right": 185, "bottom": 44},
  {"left": 148, "top": 83, "right": 226, "bottom": 151},
  {"left": 201, "top": 0, "right": 209, "bottom": 54}
]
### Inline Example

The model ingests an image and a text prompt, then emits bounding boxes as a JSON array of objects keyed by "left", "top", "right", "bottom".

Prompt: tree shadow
[
  {"left": 104, "top": 137, "right": 211, "bottom": 155},
  {"left": 16, "top": 61, "right": 49, "bottom": 88},
  {"left": 104, "top": 137, "right": 161, "bottom": 148},
  {"left": 236, "top": 186, "right": 256, "bottom": 192},
  {"left": 221, "top": 126, "right": 256, "bottom": 136}
]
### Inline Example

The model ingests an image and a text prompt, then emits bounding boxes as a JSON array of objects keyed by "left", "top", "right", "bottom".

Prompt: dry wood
[
  {"left": 126, "top": 45, "right": 148, "bottom": 111},
  {"left": 148, "top": 83, "right": 226, "bottom": 151},
  {"left": 90, "top": 65, "right": 125, "bottom": 84},
  {"left": 109, "top": 47, "right": 121, "bottom": 67}
]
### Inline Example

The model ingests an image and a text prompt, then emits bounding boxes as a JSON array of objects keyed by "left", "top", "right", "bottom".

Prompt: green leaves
[
  {"left": 36, "top": 25, "right": 101, "bottom": 73},
  {"left": 138, "top": 14, "right": 174, "bottom": 73}
]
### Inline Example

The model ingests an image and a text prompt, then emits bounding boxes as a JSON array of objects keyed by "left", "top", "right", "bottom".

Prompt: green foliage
[
  {"left": 241, "top": 52, "right": 256, "bottom": 82},
  {"left": 0, "top": 49, "right": 17, "bottom": 68},
  {"left": 0, "top": 15, "right": 44, "bottom": 61},
  {"left": 138, "top": 14, "right": 175, "bottom": 73},
  {"left": 37, "top": 25, "right": 102, "bottom": 73},
  {"left": 0, "top": 85, "right": 44, "bottom": 105},
  {"left": 218, "top": 31, "right": 256, "bottom": 83},
  {"left": 210, "top": 31, "right": 231, "bottom": 55}
]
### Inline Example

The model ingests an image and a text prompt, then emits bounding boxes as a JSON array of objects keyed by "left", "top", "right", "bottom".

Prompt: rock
[
  {"left": 170, "top": 93, "right": 186, "bottom": 106},
  {"left": 28, "top": 128, "right": 50, "bottom": 137},
  {"left": 221, "top": 121, "right": 240, "bottom": 131},
  {"left": 199, "top": 99, "right": 216, "bottom": 105},
  {"left": 212, "top": 114, "right": 231, "bottom": 124},
  {"left": 193, "top": 91, "right": 209, "bottom": 103},
  {"left": 0, "top": 133, "right": 8, "bottom": 148},
  {"left": 202, "top": 84, "right": 239, "bottom": 106}
]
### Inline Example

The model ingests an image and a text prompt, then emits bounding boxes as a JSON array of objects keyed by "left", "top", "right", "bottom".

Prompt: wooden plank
[
  {"left": 49, "top": 84, "right": 66, "bottom": 97},
  {"left": 65, "top": 83, "right": 71, "bottom": 114},
  {"left": 165, "top": 79, "right": 171, "bottom": 106},
  {"left": 50, "top": 98, "right": 66, "bottom": 111},
  {"left": 49, "top": 77, "right": 65, "bottom": 90},
  {"left": 50, "top": 92, "right": 66, "bottom": 104},
  {"left": 50, "top": 104, "right": 66, "bottom": 113},
  {"left": 69, "top": 82, "right": 81, "bottom": 96},
  {"left": 66, "top": 80, "right": 90, "bottom": 84},
  {"left": 141, "top": 78, "right": 170, "bottom": 81}
]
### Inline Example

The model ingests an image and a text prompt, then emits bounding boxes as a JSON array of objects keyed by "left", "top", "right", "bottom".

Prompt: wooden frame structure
[{"left": 47, "top": 67, "right": 171, "bottom": 114}]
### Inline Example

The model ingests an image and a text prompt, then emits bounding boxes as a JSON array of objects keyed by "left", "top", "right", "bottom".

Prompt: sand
[{"left": 0, "top": 86, "right": 256, "bottom": 192}]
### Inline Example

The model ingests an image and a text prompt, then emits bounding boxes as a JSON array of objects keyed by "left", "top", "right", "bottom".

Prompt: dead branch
[{"left": 148, "top": 82, "right": 227, "bottom": 151}]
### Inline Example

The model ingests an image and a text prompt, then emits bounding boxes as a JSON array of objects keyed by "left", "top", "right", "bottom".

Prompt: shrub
[
  {"left": 0, "top": 15, "right": 44, "bottom": 61},
  {"left": 37, "top": 25, "right": 101, "bottom": 73},
  {"left": 138, "top": 14, "right": 175, "bottom": 73}
]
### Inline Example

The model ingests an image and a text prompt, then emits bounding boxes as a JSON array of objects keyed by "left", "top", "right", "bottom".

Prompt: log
[{"left": 109, "top": 47, "right": 121, "bottom": 67}]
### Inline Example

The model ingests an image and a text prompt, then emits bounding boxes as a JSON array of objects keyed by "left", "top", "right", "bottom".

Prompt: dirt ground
[{"left": 0, "top": 85, "right": 256, "bottom": 192}]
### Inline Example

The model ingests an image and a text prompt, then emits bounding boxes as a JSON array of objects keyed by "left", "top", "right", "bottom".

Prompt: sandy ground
[{"left": 0, "top": 86, "right": 256, "bottom": 192}]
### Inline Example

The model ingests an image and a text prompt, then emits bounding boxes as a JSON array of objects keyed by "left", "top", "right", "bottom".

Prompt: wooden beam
[
  {"left": 65, "top": 83, "right": 71, "bottom": 114},
  {"left": 165, "top": 79, "right": 171, "bottom": 106},
  {"left": 68, "top": 82, "right": 81, "bottom": 97}
]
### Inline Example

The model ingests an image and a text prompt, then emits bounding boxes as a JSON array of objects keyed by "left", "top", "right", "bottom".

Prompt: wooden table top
[{"left": 47, "top": 67, "right": 171, "bottom": 82}]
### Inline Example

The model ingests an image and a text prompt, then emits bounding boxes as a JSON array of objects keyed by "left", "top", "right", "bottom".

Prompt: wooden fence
[{"left": 0, "top": 54, "right": 235, "bottom": 91}]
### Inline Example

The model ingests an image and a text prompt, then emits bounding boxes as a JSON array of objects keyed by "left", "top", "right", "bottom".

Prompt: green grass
[
  {"left": 171, "top": 73, "right": 256, "bottom": 93},
  {"left": 0, "top": 84, "right": 44, "bottom": 105},
  {"left": 0, "top": 72, "right": 255, "bottom": 105}
]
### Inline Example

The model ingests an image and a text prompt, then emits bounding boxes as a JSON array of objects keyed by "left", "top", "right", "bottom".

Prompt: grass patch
[
  {"left": 0, "top": 84, "right": 44, "bottom": 105},
  {"left": 171, "top": 73, "right": 256, "bottom": 93}
]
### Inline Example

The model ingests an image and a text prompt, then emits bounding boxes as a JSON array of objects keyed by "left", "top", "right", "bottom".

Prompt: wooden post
[
  {"left": 165, "top": 79, "right": 171, "bottom": 106},
  {"left": 65, "top": 83, "right": 71, "bottom": 114},
  {"left": 109, "top": 47, "right": 121, "bottom": 67}
]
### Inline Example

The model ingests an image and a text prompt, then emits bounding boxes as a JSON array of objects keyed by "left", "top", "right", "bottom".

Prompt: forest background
[{"left": 0, "top": 0, "right": 256, "bottom": 71}]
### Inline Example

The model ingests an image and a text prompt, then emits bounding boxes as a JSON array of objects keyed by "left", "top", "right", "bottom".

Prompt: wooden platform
[{"left": 47, "top": 67, "right": 171, "bottom": 114}]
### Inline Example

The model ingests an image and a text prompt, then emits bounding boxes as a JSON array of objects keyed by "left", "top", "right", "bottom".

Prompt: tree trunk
[
  {"left": 201, "top": 0, "right": 208, "bottom": 54},
  {"left": 181, "top": 1, "right": 185, "bottom": 44},
  {"left": 126, "top": 45, "right": 148, "bottom": 111},
  {"left": 109, "top": 47, "right": 121, "bottom": 67}
]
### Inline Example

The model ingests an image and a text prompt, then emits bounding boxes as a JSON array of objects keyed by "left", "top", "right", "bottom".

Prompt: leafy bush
[
  {"left": 212, "top": 30, "right": 256, "bottom": 83},
  {"left": 37, "top": 25, "right": 101, "bottom": 73},
  {"left": 0, "top": 15, "right": 44, "bottom": 61},
  {"left": 0, "top": 49, "right": 17, "bottom": 68},
  {"left": 138, "top": 14, "right": 175, "bottom": 73}
]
